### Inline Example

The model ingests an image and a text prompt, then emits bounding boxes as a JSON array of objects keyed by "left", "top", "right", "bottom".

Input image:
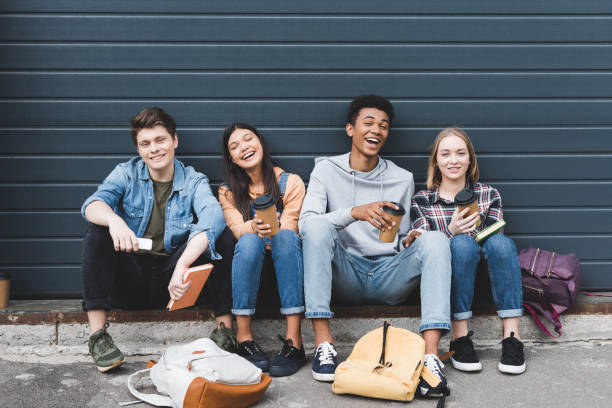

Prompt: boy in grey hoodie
[{"left": 299, "top": 95, "right": 451, "bottom": 397}]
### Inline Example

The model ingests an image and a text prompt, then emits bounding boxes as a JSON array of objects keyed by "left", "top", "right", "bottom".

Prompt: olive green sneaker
[
  {"left": 88, "top": 326, "right": 125, "bottom": 373},
  {"left": 210, "top": 322, "right": 238, "bottom": 353}
]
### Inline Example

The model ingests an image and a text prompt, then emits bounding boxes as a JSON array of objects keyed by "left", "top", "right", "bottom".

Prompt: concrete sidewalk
[{"left": 1, "top": 342, "right": 611, "bottom": 408}]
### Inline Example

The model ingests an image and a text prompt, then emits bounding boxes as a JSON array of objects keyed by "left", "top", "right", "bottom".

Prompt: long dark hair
[{"left": 221, "top": 123, "right": 281, "bottom": 221}]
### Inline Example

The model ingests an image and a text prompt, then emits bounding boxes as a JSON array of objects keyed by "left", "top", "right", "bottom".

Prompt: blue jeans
[
  {"left": 301, "top": 217, "right": 452, "bottom": 333},
  {"left": 450, "top": 234, "right": 523, "bottom": 320},
  {"left": 232, "top": 230, "right": 305, "bottom": 316}
]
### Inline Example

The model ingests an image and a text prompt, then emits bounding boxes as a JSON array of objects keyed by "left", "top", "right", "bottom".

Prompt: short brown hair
[
  {"left": 129, "top": 107, "right": 176, "bottom": 145},
  {"left": 426, "top": 127, "right": 479, "bottom": 189}
]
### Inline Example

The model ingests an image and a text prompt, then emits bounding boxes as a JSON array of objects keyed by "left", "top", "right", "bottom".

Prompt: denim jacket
[{"left": 81, "top": 157, "right": 225, "bottom": 259}]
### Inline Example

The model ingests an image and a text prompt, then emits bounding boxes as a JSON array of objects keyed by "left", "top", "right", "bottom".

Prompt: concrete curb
[{"left": 2, "top": 314, "right": 611, "bottom": 359}]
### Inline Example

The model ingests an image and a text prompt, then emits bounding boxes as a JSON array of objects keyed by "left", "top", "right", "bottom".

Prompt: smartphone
[{"left": 136, "top": 238, "right": 152, "bottom": 251}]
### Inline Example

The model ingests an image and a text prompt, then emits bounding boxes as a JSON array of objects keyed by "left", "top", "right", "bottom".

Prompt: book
[
  {"left": 166, "top": 264, "right": 214, "bottom": 311},
  {"left": 475, "top": 219, "right": 506, "bottom": 244}
]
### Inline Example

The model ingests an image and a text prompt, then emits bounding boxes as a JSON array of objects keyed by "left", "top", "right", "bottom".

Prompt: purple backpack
[{"left": 518, "top": 247, "right": 582, "bottom": 337}]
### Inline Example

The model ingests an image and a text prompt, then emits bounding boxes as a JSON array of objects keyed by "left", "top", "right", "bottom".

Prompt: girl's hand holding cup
[
  {"left": 252, "top": 217, "right": 272, "bottom": 238},
  {"left": 448, "top": 207, "right": 480, "bottom": 236}
]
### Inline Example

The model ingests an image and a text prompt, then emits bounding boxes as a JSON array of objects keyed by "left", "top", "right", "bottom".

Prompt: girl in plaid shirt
[{"left": 410, "top": 128, "right": 525, "bottom": 375}]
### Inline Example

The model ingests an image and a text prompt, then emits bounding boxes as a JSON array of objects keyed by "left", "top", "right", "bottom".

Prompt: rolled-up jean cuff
[
  {"left": 419, "top": 322, "right": 451, "bottom": 334},
  {"left": 81, "top": 299, "right": 111, "bottom": 312},
  {"left": 281, "top": 306, "right": 305, "bottom": 315},
  {"left": 232, "top": 308, "right": 255, "bottom": 316},
  {"left": 497, "top": 308, "right": 523, "bottom": 319},
  {"left": 305, "top": 311, "right": 334, "bottom": 319},
  {"left": 452, "top": 311, "right": 473, "bottom": 321}
]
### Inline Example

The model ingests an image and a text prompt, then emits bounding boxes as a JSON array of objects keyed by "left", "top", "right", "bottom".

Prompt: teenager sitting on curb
[
  {"left": 218, "top": 123, "right": 306, "bottom": 377},
  {"left": 298, "top": 95, "right": 452, "bottom": 397},
  {"left": 411, "top": 128, "right": 525, "bottom": 374},
  {"left": 80, "top": 107, "right": 235, "bottom": 372}
]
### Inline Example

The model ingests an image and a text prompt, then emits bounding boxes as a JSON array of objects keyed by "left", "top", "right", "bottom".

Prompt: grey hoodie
[{"left": 298, "top": 152, "right": 414, "bottom": 257}]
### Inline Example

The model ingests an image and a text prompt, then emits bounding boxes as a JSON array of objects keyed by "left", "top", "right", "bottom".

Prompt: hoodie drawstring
[{"left": 351, "top": 171, "right": 356, "bottom": 207}]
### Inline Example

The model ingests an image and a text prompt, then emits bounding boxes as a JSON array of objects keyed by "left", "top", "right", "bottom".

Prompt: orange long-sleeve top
[{"left": 218, "top": 167, "right": 306, "bottom": 240}]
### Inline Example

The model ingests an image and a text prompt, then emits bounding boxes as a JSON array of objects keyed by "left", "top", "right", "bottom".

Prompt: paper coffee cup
[
  {"left": 379, "top": 202, "right": 406, "bottom": 243},
  {"left": 0, "top": 271, "right": 10, "bottom": 309},
  {"left": 454, "top": 188, "right": 481, "bottom": 227},
  {"left": 253, "top": 194, "right": 279, "bottom": 237}
]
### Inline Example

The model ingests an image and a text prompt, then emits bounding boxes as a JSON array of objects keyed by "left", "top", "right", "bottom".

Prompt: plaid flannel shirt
[{"left": 410, "top": 182, "right": 503, "bottom": 238}]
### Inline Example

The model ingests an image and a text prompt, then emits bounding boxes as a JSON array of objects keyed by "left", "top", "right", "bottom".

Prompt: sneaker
[
  {"left": 311, "top": 341, "right": 338, "bottom": 382},
  {"left": 498, "top": 332, "right": 526, "bottom": 374},
  {"left": 450, "top": 331, "right": 482, "bottom": 372},
  {"left": 210, "top": 322, "right": 238, "bottom": 353},
  {"left": 268, "top": 335, "right": 307, "bottom": 377},
  {"left": 418, "top": 354, "right": 449, "bottom": 398},
  {"left": 237, "top": 339, "right": 269, "bottom": 371},
  {"left": 88, "top": 325, "right": 124, "bottom": 373}
]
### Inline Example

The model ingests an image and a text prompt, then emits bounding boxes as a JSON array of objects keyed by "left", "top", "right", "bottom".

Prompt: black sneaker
[
  {"left": 268, "top": 335, "right": 306, "bottom": 377},
  {"left": 450, "top": 331, "right": 482, "bottom": 372},
  {"left": 498, "top": 332, "right": 526, "bottom": 374},
  {"left": 237, "top": 339, "right": 269, "bottom": 371}
]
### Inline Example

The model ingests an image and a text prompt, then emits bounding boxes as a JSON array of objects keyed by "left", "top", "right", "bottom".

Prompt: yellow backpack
[{"left": 332, "top": 322, "right": 450, "bottom": 406}]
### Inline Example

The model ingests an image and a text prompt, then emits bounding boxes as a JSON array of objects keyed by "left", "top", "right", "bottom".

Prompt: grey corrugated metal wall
[{"left": 1, "top": 1, "right": 611, "bottom": 298}]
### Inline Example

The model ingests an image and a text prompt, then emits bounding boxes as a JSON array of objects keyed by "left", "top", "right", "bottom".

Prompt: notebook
[
  {"left": 166, "top": 263, "right": 214, "bottom": 311},
  {"left": 474, "top": 220, "right": 506, "bottom": 244}
]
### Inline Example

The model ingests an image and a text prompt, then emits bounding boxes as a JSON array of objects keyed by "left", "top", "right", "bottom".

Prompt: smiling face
[
  {"left": 346, "top": 107, "right": 390, "bottom": 159},
  {"left": 436, "top": 134, "right": 470, "bottom": 184},
  {"left": 227, "top": 128, "right": 264, "bottom": 172},
  {"left": 136, "top": 125, "right": 178, "bottom": 178}
]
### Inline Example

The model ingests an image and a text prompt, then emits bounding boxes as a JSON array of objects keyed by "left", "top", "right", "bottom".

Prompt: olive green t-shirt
[{"left": 142, "top": 180, "right": 173, "bottom": 256}]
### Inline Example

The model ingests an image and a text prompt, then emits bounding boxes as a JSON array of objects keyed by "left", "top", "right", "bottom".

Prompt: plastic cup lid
[
  {"left": 382, "top": 202, "right": 406, "bottom": 216},
  {"left": 454, "top": 188, "right": 476, "bottom": 205},
  {"left": 253, "top": 194, "right": 275, "bottom": 210}
]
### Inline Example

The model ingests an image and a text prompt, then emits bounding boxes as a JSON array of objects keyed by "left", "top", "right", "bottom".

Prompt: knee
[
  {"left": 483, "top": 234, "right": 517, "bottom": 260},
  {"left": 272, "top": 229, "right": 301, "bottom": 258},
  {"left": 300, "top": 216, "right": 334, "bottom": 242},
  {"left": 450, "top": 234, "right": 480, "bottom": 258},
  {"left": 272, "top": 229, "right": 299, "bottom": 248},
  {"left": 418, "top": 230, "right": 450, "bottom": 252},
  {"left": 236, "top": 233, "right": 265, "bottom": 252},
  {"left": 84, "top": 224, "right": 113, "bottom": 247}
]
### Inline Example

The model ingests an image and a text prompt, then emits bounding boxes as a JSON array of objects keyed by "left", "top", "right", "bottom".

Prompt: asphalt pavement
[{"left": 1, "top": 342, "right": 611, "bottom": 408}]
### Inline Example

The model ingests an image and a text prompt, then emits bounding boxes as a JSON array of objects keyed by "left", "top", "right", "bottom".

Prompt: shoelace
[
  {"left": 242, "top": 341, "right": 262, "bottom": 356},
  {"left": 424, "top": 354, "right": 444, "bottom": 379},
  {"left": 97, "top": 333, "right": 113, "bottom": 354},
  {"left": 316, "top": 342, "right": 337, "bottom": 365},
  {"left": 277, "top": 335, "right": 295, "bottom": 358}
]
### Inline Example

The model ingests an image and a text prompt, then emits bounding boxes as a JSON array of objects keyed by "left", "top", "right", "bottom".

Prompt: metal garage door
[{"left": 1, "top": 1, "right": 611, "bottom": 298}]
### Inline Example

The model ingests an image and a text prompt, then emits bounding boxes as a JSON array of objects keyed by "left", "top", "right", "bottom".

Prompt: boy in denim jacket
[{"left": 81, "top": 107, "right": 234, "bottom": 372}]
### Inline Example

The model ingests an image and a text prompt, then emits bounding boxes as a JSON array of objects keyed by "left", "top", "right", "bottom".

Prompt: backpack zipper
[
  {"left": 523, "top": 284, "right": 544, "bottom": 296},
  {"left": 546, "top": 252, "right": 556, "bottom": 279},
  {"left": 529, "top": 248, "right": 540, "bottom": 276}
]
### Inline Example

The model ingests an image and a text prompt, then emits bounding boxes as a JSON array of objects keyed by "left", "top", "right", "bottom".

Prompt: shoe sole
[
  {"left": 269, "top": 363, "right": 305, "bottom": 377},
  {"left": 312, "top": 370, "right": 335, "bottom": 382},
  {"left": 419, "top": 386, "right": 444, "bottom": 398},
  {"left": 97, "top": 358, "right": 125, "bottom": 373},
  {"left": 498, "top": 361, "right": 526, "bottom": 374},
  {"left": 451, "top": 356, "right": 482, "bottom": 372}
]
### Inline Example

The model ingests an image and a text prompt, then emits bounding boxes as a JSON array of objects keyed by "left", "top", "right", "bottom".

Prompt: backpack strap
[
  {"left": 127, "top": 368, "right": 173, "bottom": 407},
  {"left": 523, "top": 303, "right": 561, "bottom": 338},
  {"left": 420, "top": 366, "right": 450, "bottom": 408}
]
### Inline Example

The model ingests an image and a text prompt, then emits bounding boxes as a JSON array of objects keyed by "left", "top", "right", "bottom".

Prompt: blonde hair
[{"left": 426, "top": 127, "right": 479, "bottom": 190}]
